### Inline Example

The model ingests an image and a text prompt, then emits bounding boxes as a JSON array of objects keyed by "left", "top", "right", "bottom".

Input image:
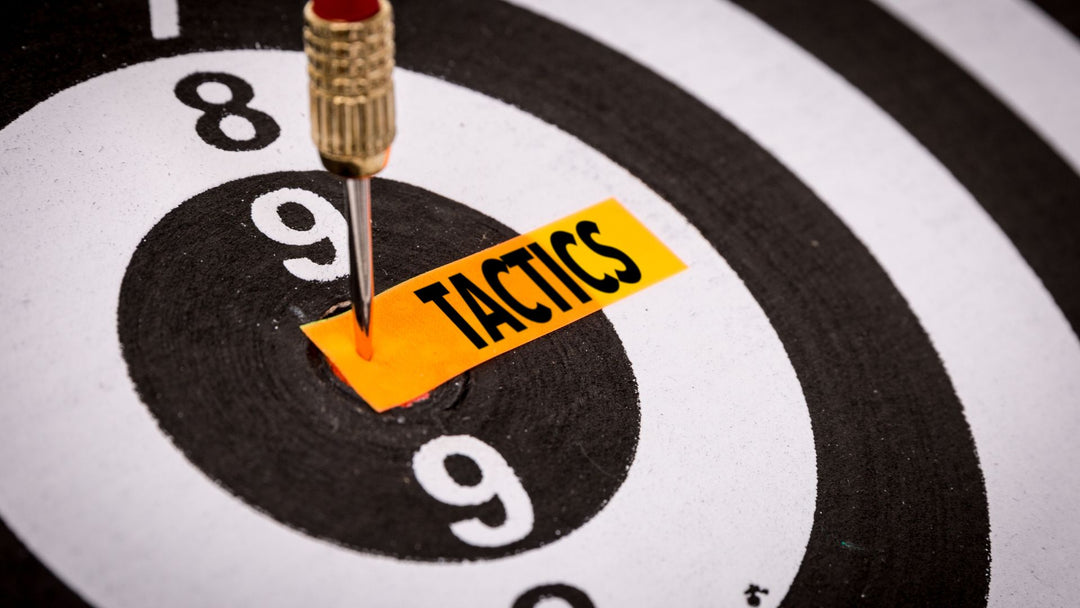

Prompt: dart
[{"left": 303, "top": 0, "right": 396, "bottom": 360}]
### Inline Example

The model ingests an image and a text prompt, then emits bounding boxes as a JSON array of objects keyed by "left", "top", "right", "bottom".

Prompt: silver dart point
[{"left": 345, "top": 176, "right": 375, "bottom": 360}]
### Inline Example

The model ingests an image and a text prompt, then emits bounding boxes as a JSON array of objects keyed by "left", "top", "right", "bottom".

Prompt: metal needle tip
[{"left": 345, "top": 177, "right": 374, "bottom": 360}]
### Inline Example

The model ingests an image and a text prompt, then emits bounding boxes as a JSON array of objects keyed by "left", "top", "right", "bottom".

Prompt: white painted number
[
  {"left": 250, "top": 187, "right": 348, "bottom": 282},
  {"left": 412, "top": 435, "right": 535, "bottom": 547},
  {"left": 148, "top": 0, "right": 180, "bottom": 40}
]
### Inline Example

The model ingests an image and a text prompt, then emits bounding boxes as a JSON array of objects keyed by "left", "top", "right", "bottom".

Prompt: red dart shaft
[{"left": 312, "top": 0, "right": 380, "bottom": 21}]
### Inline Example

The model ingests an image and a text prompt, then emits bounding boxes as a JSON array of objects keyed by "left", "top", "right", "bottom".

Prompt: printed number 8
[
  {"left": 412, "top": 435, "right": 535, "bottom": 547},
  {"left": 175, "top": 72, "right": 280, "bottom": 151}
]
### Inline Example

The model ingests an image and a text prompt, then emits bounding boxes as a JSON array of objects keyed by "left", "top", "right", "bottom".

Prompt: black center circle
[{"left": 117, "top": 170, "right": 640, "bottom": 561}]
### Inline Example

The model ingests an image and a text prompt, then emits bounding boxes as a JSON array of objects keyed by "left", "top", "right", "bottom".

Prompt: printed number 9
[
  {"left": 251, "top": 187, "right": 348, "bottom": 282},
  {"left": 412, "top": 435, "right": 535, "bottom": 547}
]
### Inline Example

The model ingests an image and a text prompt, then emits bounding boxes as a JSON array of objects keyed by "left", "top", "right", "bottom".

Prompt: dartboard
[{"left": 2, "top": 0, "right": 1078, "bottom": 606}]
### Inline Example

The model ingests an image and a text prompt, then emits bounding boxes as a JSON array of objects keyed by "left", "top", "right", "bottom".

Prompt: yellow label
[{"left": 302, "top": 199, "right": 686, "bottom": 411}]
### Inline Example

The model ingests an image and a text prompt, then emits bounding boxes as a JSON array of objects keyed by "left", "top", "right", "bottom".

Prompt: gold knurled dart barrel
[{"left": 303, "top": 0, "right": 396, "bottom": 178}]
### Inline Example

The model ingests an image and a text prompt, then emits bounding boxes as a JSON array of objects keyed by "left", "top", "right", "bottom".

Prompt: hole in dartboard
[
  {"left": 118, "top": 170, "right": 641, "bottom": 561},
  {"left": 306, "top": 300, "right": 470, "bottom": 413}
]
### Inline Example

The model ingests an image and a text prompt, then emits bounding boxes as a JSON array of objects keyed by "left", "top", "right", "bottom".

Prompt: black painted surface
[
  {"left": 512, "top": 583, "right": 595, "bottom": 608},
  {"left": 1030, "top": 0, "right": 1080, "bottom": 40}
]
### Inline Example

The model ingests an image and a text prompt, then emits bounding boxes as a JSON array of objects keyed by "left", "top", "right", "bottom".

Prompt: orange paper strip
[{"left": 301, "top": 198, "right": 686, "bottom": 411}]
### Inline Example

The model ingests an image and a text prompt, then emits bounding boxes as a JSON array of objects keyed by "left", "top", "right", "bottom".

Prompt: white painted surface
[
  {"left": 148, "top": 0, "right": 180, "bottom": 40},
  {"left": 0, "top": 51, "right": 815, "bottom": 607},
  {"left": 506, "top": 0, "right": 1080, "bottom": 605}
]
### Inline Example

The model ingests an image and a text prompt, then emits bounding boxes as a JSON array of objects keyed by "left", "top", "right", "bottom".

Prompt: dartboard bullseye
[
  {"left": 118, "top": 171, "right": 641, "bottom": 560},
  {"left": 3, "top": 0, "right": 1079, "bottom": 607}
]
